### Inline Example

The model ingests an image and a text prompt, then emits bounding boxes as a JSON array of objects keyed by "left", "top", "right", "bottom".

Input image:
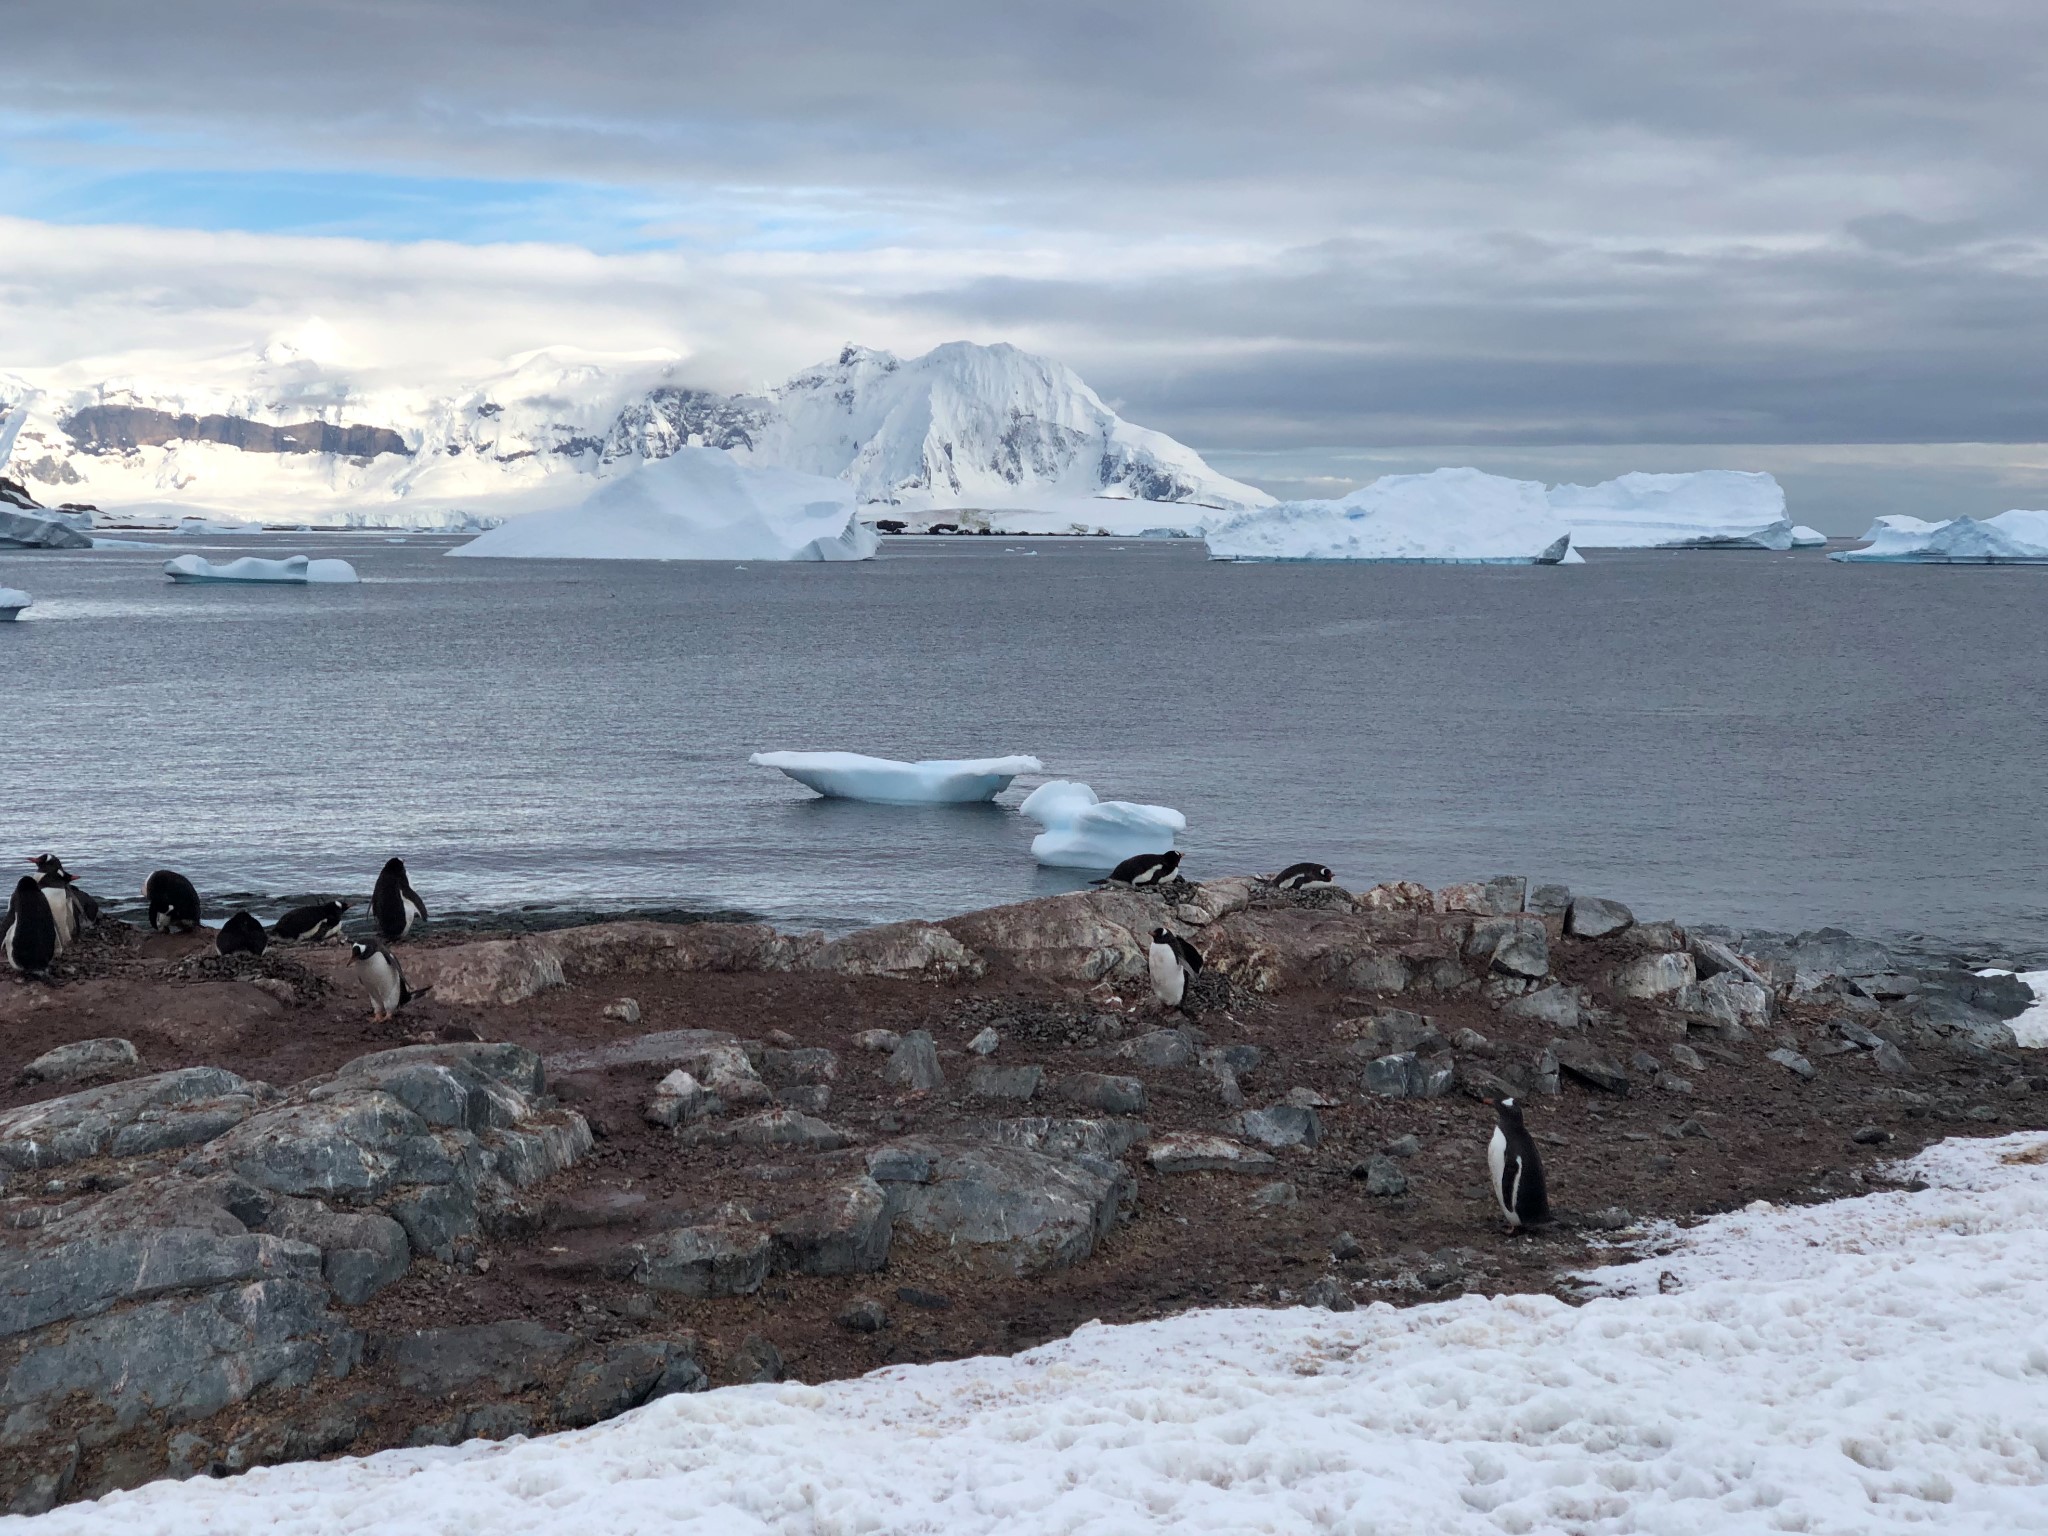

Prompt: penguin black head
[
  {"left": 1494, "top": 1096, "right": 1525, "bottom": 1127},
  {"left": 1151, "top": 926, "right": 1173, "bottom": 945},
  {"left": 350, "top": 940, "right": 375, "bottom": 962},
  {"left": 30, "top": 854, "right": 71, "bottom": 882}
]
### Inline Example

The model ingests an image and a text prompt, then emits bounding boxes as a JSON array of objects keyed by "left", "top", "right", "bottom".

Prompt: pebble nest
[{"left": 164, "top": 949, "right": 332, "bottom": 1004}]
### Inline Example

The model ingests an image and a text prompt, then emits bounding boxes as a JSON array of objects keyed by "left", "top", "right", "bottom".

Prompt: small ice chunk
[
  {"left": 1020, "top": 779, "right": 1184, "bottom": 869},
  {"left": 1206, "top": 468, "right": 1573, "bottom": 564},
  {"left": 1789, "top": 525, "right": 1827, "bottom": 547},
  {"left": 1549, "top": 471, "right": 1795, "bottom": 549},
  {"left": 1830, "top": 510, "right": 2048, "bottom": 564},
  {"left": 0, "top": 586, "right": 30, "bottom": 619},
  {"left": 163, "top": 554, "right": 360, "bottom": 584},
  {"left": 751, "top": 751, "right": 1043, "bottom": 805}
]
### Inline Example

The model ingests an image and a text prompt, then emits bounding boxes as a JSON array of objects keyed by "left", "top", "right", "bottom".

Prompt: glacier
[
  {"left": 447, "top": 448, "right": 878, "bottom": 562},
  {"left": 750, "top": 751, "right": 1043, "bottom": 804},
  {"left": 1829, "top": 509, "right": 2048, "bottom": 564},
  {"left": 1020, "top": 780, "right": 1185, "bottom": 868},
  {"left": 1205, "top": 468, "right": 1573, "bottom": 563},
  {"left": 163, "top": 554, "right": 360, "bottom": 584},
  {"left": 1547, "top": 470, "right": 1796, "bottom": 549},
  {"left": 0, "top": 586, "right": 29, "bottom": 619}
]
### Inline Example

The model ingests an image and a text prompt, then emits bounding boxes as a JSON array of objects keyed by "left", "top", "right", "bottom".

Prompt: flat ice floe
[
  {"left": 162, "top": 554, "right": 360, "bottom": 584},
  {"left": 1205, "top": 468, "right": 1574, "bottom": 563},
  {"left": 33, "top": 1132, "right": 2048, "bottom": 1535},
  {"left": 448, "top": 447, "right": 878, "bottom": 563},
  {"left": 1020, "top": 778, "right": 1184, "bottom": 867},
  {"left": 1548, "top": 469, "right": 1798, "bottom": 549},
  {"left": 1830, "top": 510, "right": 2048, "bottom": 564},
  {"left": 0, "top": 586, "right": 30, "bottom": 618},
  {"left": 750, "top": 750, "right": 1043, "bottom": 804}
]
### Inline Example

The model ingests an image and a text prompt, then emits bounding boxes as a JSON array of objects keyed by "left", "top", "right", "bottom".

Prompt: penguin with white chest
[
  {"left": 273, "top": 899, "right": 350, "bottom": 944},
  {"left": 1270, "top": 862, "right": 1335, "bottom": 891},
  {"left": 1095, "top": 849, "right": 1182, "bottom": 889},
  {"left": 1148, "top": 925, "right": 1204, "bottom": 1011},
  {"left": 144, "top": 870, "right": 202, "bottom": 934},
  {"left": 350, "top": 938, "right": 432, "bottom": 1021},
  {"left": 1487, "top": 1097, "right": 1550, "bottom": 1232},
  {"left": 32, "top": 854, "right": 100, "bottom": 943},
  {"left": 4, "top": 876, "right": 58, "bottom": 977},
  {"left": 371, "top": 858, "right": 427, "bottom": 943}
]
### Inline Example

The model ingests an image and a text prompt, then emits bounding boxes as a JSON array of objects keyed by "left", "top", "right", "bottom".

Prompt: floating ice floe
[
  {"left": 750, "top": 751, "right": 1044, "bottom": 804},
  {"left": 0, "top": 507, "right": 93, "bottom": 550},
  {"left": 1790, "top": 524, "right": 1827, "bottom": 547},
  {"left": 1205, "top": 468, "right": 1573, "bottom": 564},
  {"left": 448, "top": 447, "right": 878, "bottom": 563},
  {"left": 163, "top": 555, "right": 361, "bottom": 584},
  {"left": 30, "top": 1131, "right": 2048, "bottom": 1536},
  {"left": 1547, "top": 469, "right": 1797, "bottom": 549},
  {"left": 1020, "top": 779, "right": 1184, "bottom": 868},
  {"left": 0, "top": 587, "right": 29, "bottom": 620},
  {"left": 1829, "top": 509, "right": 2048, "bottom": 564}
]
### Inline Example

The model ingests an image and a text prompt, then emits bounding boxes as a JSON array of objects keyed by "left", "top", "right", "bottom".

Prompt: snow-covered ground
[
  {"left": 750, "top": 751, "right": 1043, "bottom": 804},
  {"left": 1548, "top": 470, "right": 1797, "bottom": 549},
  {"left": 1020, "top": 779, "right": 1185, "bottom": 867},
  {"left": 23, "top": 1132, "right": 2048, "bottom": 1534},
  {"left": 1831, "top": 511, "right": 2048, "bottom": 564},
  {"left": 1982, "top": 969, "right": 2048, "bottom": 1048},
  {"left": 1206, "top": 468, "right": 1574, "bottom": 563},
  {"left": 161, "top": 554, "right": 359, "bottom": 584}
]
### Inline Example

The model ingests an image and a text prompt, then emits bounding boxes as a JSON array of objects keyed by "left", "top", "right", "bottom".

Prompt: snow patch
[
  {"left": 1206, "top": 467, "right": 1572, "bottom": 563},
  {"left": 162, "top": 555, "right": 360, "bottom": 584},
  {"left": 1548, "top": 469, "right": 1795, "bottom": 549},
  {"left": 1980, "top": 968, "right": 2048, "bottom": 1048},
  {"left": 1020, "top": 779, "right": 1184, "bottom": 868},
  {"left": 751, "top": 751, "right": 1043, "bottom": 804},
  {"left": 1830, "top": 509, "right": 2048, "bottom": 564}
]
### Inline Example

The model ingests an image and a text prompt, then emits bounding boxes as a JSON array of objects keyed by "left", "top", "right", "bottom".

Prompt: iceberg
[
  {"left": 0, "top": 507, "right": 93, "bottom": 550},
  {"left": 1790, "top": 525, "right": 1827, "bottom": 548},
  {"left": 751, "top": 751, "right": 1044, "bottom": 805},
  {"left": 1204, "top": 468, "right": 1572, "bottom": 564},
  {"left": 1829, "top": 510, "right": 2048, "bottom": 564},
  {"left": 163, "top": 554, "right": 360, "bottom": 584},
  {"left": 1548, "top": 470, "right": 1795, "bottom": 549},
  {"left": 447, "top": 447, "right": 878, "bottom": 563},
  {"left": 0, "top": 587, "right": 29, "bottom": 620},
  {"left": 1020, "top": 779, "right": 1185, "bottom": 869}
]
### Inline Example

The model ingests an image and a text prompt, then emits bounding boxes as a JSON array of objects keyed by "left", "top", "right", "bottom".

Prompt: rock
[
  {"left": 854, "top": 1029, "right": 901, "bottom": 1053},
  {"left": 965, "top": 1064, "right": 1043, "bottom": 1102},
  {"left": 770, "top": 1176, "right": 891, "bottom": 1275},
  {"left": 601, "top": 998, "right": 642, "bottom": 1025},
  {"left": 1384, "top": 1133, "right": 1422, "bottom": 1158},
  {"left": 1629, "top": 1050, "right": 1662, "bottom": 1074},
  {"left": 758, "top": 1048, "right": 840, "bottom": 1087},
  {"left": 1580, "top": 1207, "right": 1633, "bottom": 1231},
  {"left": 1330, "top": 1231, "right": 1363, "bottom": 1260},
  {"left": 727, "top": 1109, "right": 856, "bottom": 1151},
  {"left": 381, "top": 1319, "right": 578, "bottom": 1396},
  {"left": 1669, "top": 1043, "right": 1706, "bottom": 1072},
  {"left": 627, "top": 1223, "right": 772, "bottom": 1297},
  {"left": 546, "top": 920, "right": 801, "bottom": 979},
  {"left": 1361, "top": 1051, "right": 1455, "bottom": 1100},
  {"left": 1466, "top": 917, "right": 1549, "bottom": 979},
  {"left": 1342, "top": 952, "right": 1411, "bottom": 993},
  {"left": 1059, "top": 1072, "right": 1147, "bottom": 1114},
  {"left": 1238, "top": 1104, "right": 1323, "bottom": 1150},
  {"left": 1434, "top": 882, "right": 1489, "bottom": 914},
  {"left": 1613, "top": 951, "right": 1696, "bottom": 1000},
  {"left": 0, "top": 1067, "right": 271, "bottom": 1173},
  {"left": 1766, "top": 1048, "right": 1815, "bottom": 1080},
  {"left": 1550, "top": 1038, "right": 1629, "bottom": 1094},
  {"left": 731, "top": 1334, "right": 784, "bottom": 1384},
  {"left": 1566, "top": 896, "right": 1635, "bottom": 939},
  {"left": 1500, "top": 986, "right": 1579, "bottom": 1031},
  {"left": 864, "top": 1143, "right": 936, "bottom": 1183},
  {"left": 1283, "top": 1086, "right": 1336, "bottom": 1108},
  {"left": 1852, "top": 1124, "right": 1893, "bottom": 1145},
  {"left": 646, "top": 1070, "right": 711, "bottom": 1128},
  {"left": 883, "top": 1030, "right": 945, "bottom": 1091},
  {"left": 1146, "top": 1133, "right": 1280, "bottom": 1175},
  {"left": 257, "top": 1199, "right": 411, "bottom": 1305},
  {"left": 1250, "top": 1179, "right": 1297, "bottom": 1210},
  {"left": 20, "top": 1038, "right": 143, "bottom": 1085},
  {"left": 1528, "top": 882, "right": 1572, "bottom": 917},
  {"left": 1687, "top": 972, "right": 1771, "bottom": 1031},
  {"left": 1358, "top": 1154, "right": 1409, "bottom": 1196},
  {"left": 551, "top": 1338, "right": 704, "bottom": 1428},
  {"left": 895, "top": 1285, "right": 952, "bottom": 1310},
  {"left": 422, "top": 937, "right": 565, "bottom": 1006},
  {"left": 964, "top": 1116, "right": 1148, "bottom": 1163},
  {"left": 838, "top": 1296, "right": 889, "bottom": 1332},
  {"left": 1484, "top": 875, "right": 1529, "bottom": 914},
  {"left": 1665, "top": 1118, "right": 1709, "bottom": 1140},
  {"left": 967, "top": 1027, "right": 1000, "bottom": 1056},
  {"left": 1115, "top": 1029, "right": 1198, "bottom": 1069},
  {"left": 1301, "top": 1274, "right": 1356, "bottom": 1311},
  {"left": 1687, "top": 936, "right": 1767, "bottom": 989},
  {"left": 1340, "top": 1009, "right": 1442, "bottom": 1056},
  {"left": 940, "top": 888, "right": 1161, "bottom": 984},
  {"left": 803, "top": 921, "right": 985, "bottom": 981},
  {"left": 775, "top": 1084, "right": 832, "bottom": 1114},
  {"left": 1656, "top": 1074, "right": 1695, "bottom": 1095},
  {"left": 543, "top": 1028, "right": 740, "bottom": 1077},
  {"left": 1872, "top": 1041, "right": 1911, "bottom": 1076},
  {"left": 889, "top": 1143, "right": 1123, "bottom": 1275},
  {"left": 1450, "top": 1027, "right": 1492, "bottom": 1053}
]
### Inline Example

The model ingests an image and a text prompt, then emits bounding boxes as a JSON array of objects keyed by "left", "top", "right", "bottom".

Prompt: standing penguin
[
  {"left": 32, "top": 854, "right": 101, "bottom": 924},
  {"left": 3, "top": 876, "right": 58, "bottom": 976},
  {"left": 350, "top": 938, "right": 431, "bottom": 1021},
  {"left": 1270, "top": 862, "right": 1336, "bottom": 891},
  {"left": 215, "top": 910, "right": 268, "bottom": 957},
  {"left": 1487, "top": 1097, "right": 1551, "bottom": 1232},
  {"left": 272, "top": 899, "right": 350, "bottom": 943},
  {"left": 1094, "top": 849, "right": 1183, "bottom": 889},
  {"left": 371, "top": 858, "right": 427, "bottom": 942},
  {"left": 144, "top": 870, "right": 203, "bottom": 933},
  {"left": 1148, "top": 925, "right": 1204, "bottom": 1011}
]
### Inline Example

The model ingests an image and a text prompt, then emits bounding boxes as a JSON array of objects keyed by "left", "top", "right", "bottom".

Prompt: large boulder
[
  {"left": 802, "top": 921, "right": 984, "bottom": 981},
  {"left": 20, "top": 1038, "right": 143, "bottom": 1086},
  {"left": 941, "top": 889, "right": 1159, "bottom": 984},
  {"left": 886, "top": 1143, "right": 1123, "bottom": 1276},
  {"left": 0, "top": 1069, "right": 273, "bottom": 1173},
  {"left": 1197, "top": 907, "right": 1441, "bottom": 995},
  {"left": 421, "top": 938, "right": 565, "bottom": 1006},
  {"left": 546, "top": 920, "right": 802, "bottom": 978},
  {"left": 1566, "top": 896, "right": 1635, "bottom": 939}
]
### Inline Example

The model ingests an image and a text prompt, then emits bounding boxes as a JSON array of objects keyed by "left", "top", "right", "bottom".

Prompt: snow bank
[
  {"left": 1548, "top": 469, "right": 1795, "bottom": 548},
  {"left": 1020, "top": 779, "right": 1184, "bottom": 868},
  {"left": 1830, "top": 509, "right": 2048, "bottom": 564},
  {"left": 0, "top": 586, "right": 29, "bottom": 619},
  {"left": 750, "top": 751, "right": 1043, "bottom": 804},
  {"left": 1205, "top": 468, "right": 1573, "bottom": 563},
  {"left": 33, "top": 1132, "right": 2048, "bottom": 1536},
  {"left": 162, "top": 555, "right": 360, "bottom": 584},
  {"left": 1981, "top": 968, "right": 2048, "bottom": 1048},
  {"left": 448, "top": 447, "right": 877, "bottom": 563}
]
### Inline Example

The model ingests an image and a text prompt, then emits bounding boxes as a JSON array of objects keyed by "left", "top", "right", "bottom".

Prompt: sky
[{"left": 4, "top": 0, "right": 2047, "bottom": 526}]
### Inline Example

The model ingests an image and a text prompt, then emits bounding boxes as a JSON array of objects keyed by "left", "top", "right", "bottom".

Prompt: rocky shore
[{"left": 2, "top": 874, "right": 2042, "bottom": 1512}]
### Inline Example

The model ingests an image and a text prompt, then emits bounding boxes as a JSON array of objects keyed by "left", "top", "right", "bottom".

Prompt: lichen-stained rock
[
  {"left": 545, "top": 1028, "right": 740, "bottom": 1076},
  {"left": 546, "top": 920, "right": 801, "bottom": 979},
  {"left": 1613, "top": 951, "right": 1697, "bottom": 1000},
  {"left": 1357, "top": 881, "right": 1434, "bottom": 914},
  {"left": 770, "top": 1175, "right": 892, "bottom": 1276},
  {"left": 940, "top": 889, "right": 1162, "bottom": 983},
  {"left": 0, "top": 1068, "right": 273, "bottom": 1173},
  {"left": 888, "top": 1144, "right": 1122, "bottom": 1277},
  {"left": 419, "top": 937, "right": 566, "bottom": 1006},
  {"left": 1145, "top": 1132, "right": 1281, "bottom": 1174},
  {"left": 626, "top": 1223, "right": 772, "bottom": 1297},
  {"left": 20, "top": 1038, "right": 143, "bottom": 1086},
  {"left": 1171, "top": 877, "right": 1257, "bottom": 927},
  {"left": 1465, "top": 917, "right": 1550, "bottom": 980},
  {"left": 1197, "top": 908, "right": 1439, "bottom": 995},
  {"left": 801, "top": 921, "right": 985, "bottom": 981}
]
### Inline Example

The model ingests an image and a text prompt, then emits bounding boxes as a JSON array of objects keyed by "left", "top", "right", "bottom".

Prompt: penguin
[
  {"left": 350, "top": 938, "right": 431, "bottom": 1021},
  {"left": 371, "top": 858, "right": 427, "bottom": 943},
  {"left": 31, "top": 854, "right": 101, "bottom": 924},
  {"left": 1487, "top": 1097, "right": 1551, "bottom": 1232},
  {"left": 1270, "top": 861, "right": 1336, "bottom": 891},
  {"left": 1093, "top": 849, "right": 1183, "bottom": 889},
  {"left": 1147, "top": 925, "right": 1204, "bottom": 1011},
  {"left": 214, "top": 910, "right": 268, "bottom": 957},
  {"left": 144, "top": 869, "right": 202, "bottom": 933},
  {"left": 3, "top": 876, "right": 58, "bottom": 976},
  {"left": 272, "top": 899, "right": 350, "bottom": 944}
]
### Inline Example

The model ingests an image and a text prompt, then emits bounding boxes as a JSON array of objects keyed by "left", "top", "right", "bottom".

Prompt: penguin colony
[
  {"left": 7, "top": 847, "right": 1552, "bottom": 1233},
  {"left": 8, "top": 853, "right": 433, "bottom": 1023}
]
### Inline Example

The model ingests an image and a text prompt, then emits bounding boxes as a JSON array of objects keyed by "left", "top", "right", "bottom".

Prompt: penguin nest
[
  {"left": 1247, "top": 884, "right": 1358, "bottom": 914},
  {"left": 163, "top": 951, "right": 331, "bottom": 1005},
  {"left": 1182, "top": 967, "right": 1238, "bottom": 1015},
  {"left": 950, "top": 997, "right": 1124, "bottom": 1049}
]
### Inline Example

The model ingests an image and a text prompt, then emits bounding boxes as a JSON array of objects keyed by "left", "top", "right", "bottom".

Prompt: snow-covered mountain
[{"left": 0, "top": 341, "right": 1269, "bottom": 531}]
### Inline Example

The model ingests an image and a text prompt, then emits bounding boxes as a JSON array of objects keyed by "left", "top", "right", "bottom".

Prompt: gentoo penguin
[
  {"left": 215, "top": 910, "right": 268, "bottom": 957},
  {"left": 371, "top": 858, "right": 427, "bottom": 943},
  {"left": 272, "top": 899, "right": 350, "bottom": 944},
  {"left": 1487, "top": 1097, "right": 1551, "bottom": 1232},
  {"left": 32, "top": 854, "right": 101, "bottom": 924},
  {"left": 1270, "top": 862, "right": 1336, "bottom": 891},
  {"left": 1148, "top": 925, "right": 1204, "bottom": 1011},
  {"left": 3, "top": 876, "right": 58, "bottom": 976},
  {"left": 350, "top": 938, "right": 431, "bottom": 1021},
  {"left": 143, "top": 869, "right": 202, "bottom": 933},
  {"left": 1094, "top": 849, "right": 1183, "bottom": 889}
]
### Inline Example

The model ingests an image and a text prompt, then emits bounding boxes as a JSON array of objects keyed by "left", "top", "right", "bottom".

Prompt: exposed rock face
[
  {"left": 19, "top": 1039, "right": 142, "bottom": 1086},
  {"left": 941, "top": 889, "right": 1160, "bottom": 983},
  {"left": 0, "top": 1068, "right": 274, "bottom": 1172},
  {"left": 1145, "top": 1133, "right": 1279, "bottom": 1174},
  {"left": 802, "top": 922, "right": 984, "bottom": 981},
  {"left": 883, "top": 1143, "right": 1123, "bottom": 1276},
  {"left": 547, "top": 920, "right": 804, "bottom": 978},
  {"left": 61, "top": 405, "right": 411, "bottom": 459},
  {"left": 1566, "top": 896, "right": 1635, "bottom": 939},
  {"left": 423, "top": 938, "right": 566, "bottom": 1006}
]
